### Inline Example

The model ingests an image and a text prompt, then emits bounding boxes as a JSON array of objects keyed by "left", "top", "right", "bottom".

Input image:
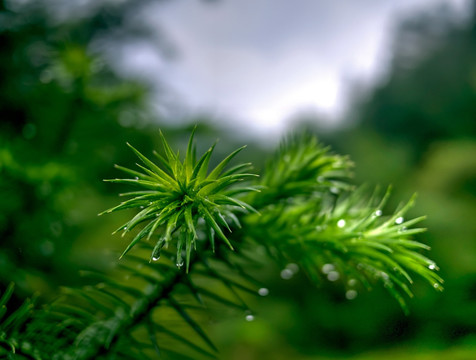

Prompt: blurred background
[{"left": 1, "top": 0, "right": 476, "bottom": 359}]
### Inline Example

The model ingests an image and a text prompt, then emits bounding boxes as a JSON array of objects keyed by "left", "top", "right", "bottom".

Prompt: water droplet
[
  {"left": 280, "top": 269, "right": 293, "bottom": 280},
  {"left": 395, "top": 216, "right": 404, "bottom": 225},
  {"left": 176, "top": 262, "right": 184, "bottom": 268},
  {"left": 348, "top": 279, "right": 357, "bottom": 287},
  {"left": 322, "top": 264, "right": 335, "bottom": 274},
  {"left": 327, "top": 271, "right": 340, "bottom": 282},
  {"left": 398, "top": 226, "right": 407, "bottom": 233},
  {"left": 345, "top": 289, "right": 358, "bottom": 300},
  {"left": 156, "top": 213, "right": 160, "bottom": 217},
  {"left": 433, "top": 283, "right": 441, "bottom": 289},
  {"left": 134, "top": 177, "right": 139, "bottom": 180},
  {"left": 245, "top": 314, "right": 255, "bottom": 322},
  {"left": 330, "top": 187, "right": 339, "bottom": 194},
  {"left": 375, "top": 210, "right": 382, "bottom": 217},
  {"left": 429, "top": 264, "right": 436, "bottom": 270},
  {"left": 380, "top": 272, "right": 389, "bottom": 281},
  {"left": 123, "top": 226, "right": 128, "bottom": 230},
  {"left": 286, "top": 263, "right": 299, "bottom": 274},
  {"left": 337, "top": 219, "right": 346, "bottom": 228},
  {"left": 258, "top": 288, "right": 269, "bottom": 296},
  {"left": 152, "top": 255, "right": 160, "bottom": 261}
]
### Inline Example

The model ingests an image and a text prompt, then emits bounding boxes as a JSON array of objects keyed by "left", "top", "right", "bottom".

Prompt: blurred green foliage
[
  {"left": 0, "top": 0, "right": 160, "bottom": 297},
  {"left": 1, "top": 0, "right": 476, "bottom": 359}
]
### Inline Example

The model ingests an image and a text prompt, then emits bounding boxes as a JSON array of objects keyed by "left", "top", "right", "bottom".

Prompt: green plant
[{"left": 0, "top": 131, "right": 443, "bottom": 359}]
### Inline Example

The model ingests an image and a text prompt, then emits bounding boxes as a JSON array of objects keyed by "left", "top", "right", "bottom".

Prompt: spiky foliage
[
  {"left": 0, "top": 284, "right": 35, "bottom": 359},
  {"left": 246, "top": 187, "right": 443, "bottom": 314},
  {"left": 2, "top": 131, "right": 443, "bottom": 359},
  {"left": 9, "top": 242, "right": 260, "bottom": 360},
  {"left": 100, "top": 129, "right": 258, "bottom": 271},
  {"left": 251, "top": 134, "right": 353, "bottom": 207},
  {"left": 244, "top": 135, "right": 443, "bottom": 314}
]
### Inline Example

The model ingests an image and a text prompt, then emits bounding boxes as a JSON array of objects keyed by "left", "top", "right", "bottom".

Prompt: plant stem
[{"left": 68, "top": 255, "right": 198, "bottom": 360}]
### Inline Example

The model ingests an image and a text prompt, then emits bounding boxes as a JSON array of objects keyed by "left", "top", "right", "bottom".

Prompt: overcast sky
[{"left": 119, "top": 0, "right": 469, "bottom": 139}]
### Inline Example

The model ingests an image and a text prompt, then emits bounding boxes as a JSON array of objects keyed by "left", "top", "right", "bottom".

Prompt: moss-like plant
[{"left": 0, "top": 131, "right": 443, "bottom": 359}]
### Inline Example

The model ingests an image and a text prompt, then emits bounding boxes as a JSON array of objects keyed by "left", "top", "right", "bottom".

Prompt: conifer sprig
[
  {"left": 251, "top": 134, "right": 353, "bottom": 207},
  {"left": 100, "top": 129, "right": 259, "bottom": 271},
  {"left": 0, "top": 283, "right": 35, "bottom": 358},
  {"left": 1, "top": 131, "right": 444, "bottom": 360},
  {"left": 246, "top": 185, "right": 443, "bottom": 313}
]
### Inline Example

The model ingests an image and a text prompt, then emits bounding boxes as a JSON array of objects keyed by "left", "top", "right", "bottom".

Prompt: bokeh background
[{"left": 1, "top": 0, "right": 476, "bottom": 359}]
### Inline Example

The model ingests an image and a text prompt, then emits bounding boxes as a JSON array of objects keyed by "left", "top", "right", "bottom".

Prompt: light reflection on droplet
[
  {"left": 429, "top": 264, "right": 436, "bottom": 270},
  {"left": 322, "top": 264, "right": 335, "bottom": 274},
  {"left": 176, "top": 262, "right": 184, "bottom": 268},
  {"left": 152, "top": 256, "right": 160, "bottom": 261},
  {"left": 330, "top": 187, "right": 339, "bottom": 194},
  {"left": 134, "top": 177, "right": 139, "bottom": 180},
  {"left": 327, "top": 271, "right": 340, "bottom": 282},
  {"left": 286, "top": 263, "right": 299, "bottom": 274},
  {"left": 345, "top": 289, "right": 358, "bottom": 300},
  {"left": 258, "top": 288, "right": 269, "bottom": 296},
  {"left": 375, "top": 210, "right": 382, "bottom": 217},
  {"left": 245, "top": 314, "right": 255, "bottom": 322},
  {"left": 280, "top": 269, "right": 293, "bottom": 280},
  {"left": 337, "top": 219, "right": 346, "bottom": 228},
  {"left": 395, "top": 217, "right": 404, "bottom": 224}
]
